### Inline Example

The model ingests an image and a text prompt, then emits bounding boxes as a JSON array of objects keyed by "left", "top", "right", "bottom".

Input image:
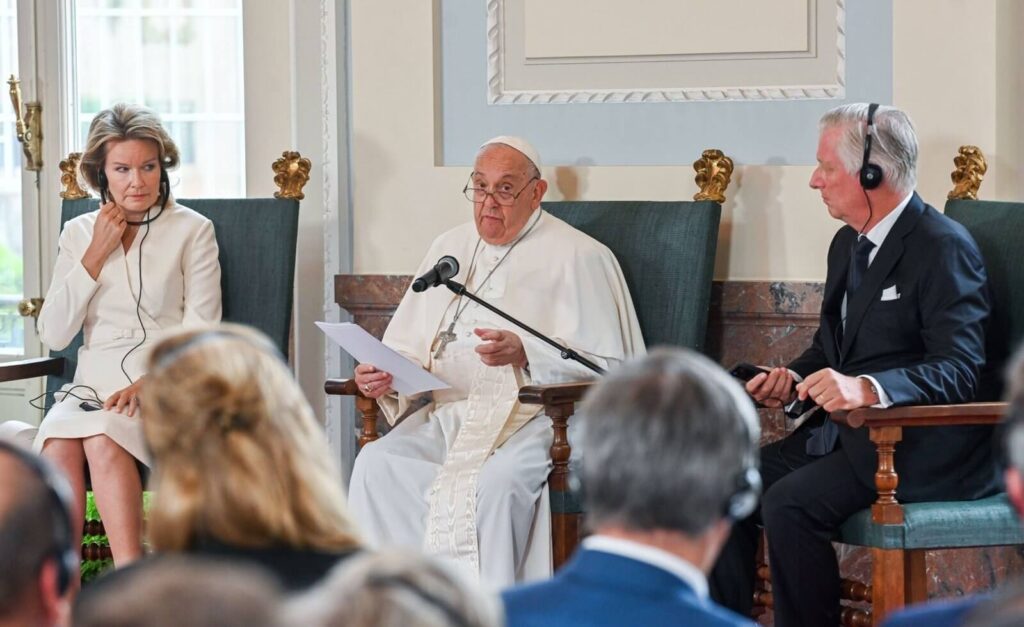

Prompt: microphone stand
[{"left": 443, "top": 279, "right": 605, "bottom": 375}]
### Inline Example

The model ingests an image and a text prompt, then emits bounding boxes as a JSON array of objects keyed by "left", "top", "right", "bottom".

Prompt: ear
[
  {"left": 1006, "top": 468, "right": 1024, "bottom": 519},
  {"left": 37, "top": 559, "right": 66, "bottom": 624},
  {"left": 532, "top": 178, "right": 548, "bottom": 207}
]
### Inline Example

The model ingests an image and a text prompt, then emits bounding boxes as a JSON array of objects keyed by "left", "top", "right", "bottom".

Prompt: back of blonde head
[{"left": 144, "top": 324, "right": 360, "bottom": 553}]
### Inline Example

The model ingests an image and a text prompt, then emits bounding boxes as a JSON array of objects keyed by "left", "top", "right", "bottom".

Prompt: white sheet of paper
[{"left": 316, "top": 322, "right": 450, "bottom": 395}]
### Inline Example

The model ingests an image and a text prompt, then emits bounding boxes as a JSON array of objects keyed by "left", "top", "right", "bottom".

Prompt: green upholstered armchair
[
  {"left": 756, "top": 146, "right": 1024, "bottom": 627},
  {"left": 326, "top": 148, "right": 731, "bottom": 569},
  {"left": 0, "top": 151, "right": 305, "bottom": 568}
]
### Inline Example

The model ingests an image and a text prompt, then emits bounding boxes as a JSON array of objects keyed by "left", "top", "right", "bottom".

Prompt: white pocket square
[{"left": 880, "top": 285, "right": 901, "bottom": 301}]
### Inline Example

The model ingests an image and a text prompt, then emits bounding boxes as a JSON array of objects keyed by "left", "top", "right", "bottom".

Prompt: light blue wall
[{"left": 439, "top": 0, "right": 892, "bottom": 166}]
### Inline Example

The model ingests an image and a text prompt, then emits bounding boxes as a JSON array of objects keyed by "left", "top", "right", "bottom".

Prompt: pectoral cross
[{"left": 432, "top": 322, "right": 457, "bottom": 359}]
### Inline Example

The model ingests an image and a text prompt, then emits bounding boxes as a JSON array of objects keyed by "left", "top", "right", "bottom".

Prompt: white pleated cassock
[{"left": 347, "top": 209, "right": 644, "bottom": 589}]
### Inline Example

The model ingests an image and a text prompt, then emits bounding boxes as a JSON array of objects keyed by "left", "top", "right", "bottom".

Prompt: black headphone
[
  {"left": 859, "top": 103, "right": 884, "bottom": 190},
  {"left": 0, "top": 441, "right": 77, "bottom": 595},
  {"left": 151, "top": 328, "right": 284, "bottom": 373},
  {"left": 724, "top": 399, "right": 764, "bottom": 521}
]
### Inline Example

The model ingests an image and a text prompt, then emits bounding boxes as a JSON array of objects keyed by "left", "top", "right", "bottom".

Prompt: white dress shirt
[{"left": 788, "top": 191, "right": 915, "bottom": 413}]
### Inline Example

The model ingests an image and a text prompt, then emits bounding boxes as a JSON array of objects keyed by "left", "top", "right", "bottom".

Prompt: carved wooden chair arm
[
  {"left": 324, "top": 378, "right": 381, "bottom": 448},
  {"left": 0, "top": 357, "right": 65, "bottom": 383},
  {"left": 517, "top": 382, "right": 593, "bottom": 406},
  {"left": 830, "top": 402, "right": 1008, "bottom": 525},
  {"left": 831, "top": 402, "right": 1007, "bottom": 429},
  {"left": 324, "top": 377, "right": 363, "bottom": 397}
]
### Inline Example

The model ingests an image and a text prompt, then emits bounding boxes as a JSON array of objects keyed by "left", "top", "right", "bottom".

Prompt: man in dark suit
[
  {"left": 709, "top": 103, "right": 996, "bottom": 627},
  {"left": 502, "top": 348, "right": 761, "bottom": 627}
]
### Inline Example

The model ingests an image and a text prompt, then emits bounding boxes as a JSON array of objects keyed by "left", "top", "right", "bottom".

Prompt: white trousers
[{"left": 348, "top": 406, "right": 554, "bottom": 588}]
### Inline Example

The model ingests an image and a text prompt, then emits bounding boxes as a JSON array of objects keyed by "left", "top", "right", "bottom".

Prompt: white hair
[{"left": 820, "top": 103, "right": 919, "bottom": 196}]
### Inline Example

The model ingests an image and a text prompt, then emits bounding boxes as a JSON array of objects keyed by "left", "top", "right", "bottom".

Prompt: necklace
[{"left": 431, "top": 209, "right": 544, "bottom": 359}]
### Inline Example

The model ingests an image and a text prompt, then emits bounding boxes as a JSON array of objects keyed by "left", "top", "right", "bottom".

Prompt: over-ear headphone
[
  {"left": 724, "top": 398, "right": 764, "bottom": 521},
  {"left": 859, "top": 103, "right": 883, "bottom": 190},
  {"left": 0, "top": 441, "right": 77, "bottom": 595},
  {"left": 151, "top": 328, "right": 284, "bottom": 373},
  {"left": 97, "top": 169, "right": 110, "bottom": 204}
]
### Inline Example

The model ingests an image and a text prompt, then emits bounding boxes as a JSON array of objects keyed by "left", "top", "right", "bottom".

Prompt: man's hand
[
  {"left": 354, "top": 363, "right": 394, "bottom": 399},
  {"left": 795, "top": 368, "right": 878, "bottom": 413},
  {"left": 746, "top": 367, "right": 797, "bottom": 408},
  {"left": 104, "top": 377, "right": 144, "bottom": 417},
  {"left": 82, "top": 202, "right": 128, "bottom": 279},
  {"left": 474, "top": 328, "right": 527, "bottom": 368}
]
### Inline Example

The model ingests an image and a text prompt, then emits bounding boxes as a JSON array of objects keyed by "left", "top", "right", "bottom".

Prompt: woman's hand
[
  {"left": 82, "top": 202, "right": 128, "bottom": 279},
  {"left": 104, "top": 377, "right": 144, "bottom": 417},
  {"left": 354, "top": 363, "right": 394, "bottom": 399}
]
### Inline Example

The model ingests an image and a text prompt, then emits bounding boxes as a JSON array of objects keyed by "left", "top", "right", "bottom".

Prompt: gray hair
[
  {"left": 579, "top": 347, "right": 760, "bottom": 536},
  {"left": 284, "top": 551, "right": 504, "bottom": 627},
  {"left": 1002, "top": 346, "right": 1024, "bottom": 471},
  {"left": 819, "top": 103, "right": 918, "bottom": 196}
]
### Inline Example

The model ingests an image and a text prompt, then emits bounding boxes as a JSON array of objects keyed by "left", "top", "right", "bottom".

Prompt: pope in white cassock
[{"left": 348, "top": 136, "right": 645, "bottom": 587}]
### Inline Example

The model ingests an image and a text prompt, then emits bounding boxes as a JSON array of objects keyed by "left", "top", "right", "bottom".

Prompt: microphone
[{"left": 412, "top": 256, "right": 459, "bottom": 293}]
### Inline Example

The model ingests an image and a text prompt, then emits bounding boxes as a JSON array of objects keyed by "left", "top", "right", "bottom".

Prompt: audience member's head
[
  {"left": 577, "top": 347, "right": 761, "bottom": 569},
  {"left": 285, "top": 550, "right": 504, "bottom": 627},
  {"left": 1000, "top": 346, "right": 1024, "bottom": 518},
  {"left": 0, "top": 441, "right": 77, "bottom": 627},
  {"left": 142, "top": 324, "right": 360, "bottom": 553},
  {"left": 72, "top": 556, "right": 281, "bottom": 627}
]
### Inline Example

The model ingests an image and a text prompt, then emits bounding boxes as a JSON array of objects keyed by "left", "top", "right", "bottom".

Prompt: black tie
[
  {"left": 847, "top": 236, "right": 876, "bottom": 298},
  {"left": 805, "top": 235, "right": 877, "bottom": 457}
]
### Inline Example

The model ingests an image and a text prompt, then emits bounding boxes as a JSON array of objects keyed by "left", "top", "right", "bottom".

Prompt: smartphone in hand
[{"left": 729, "top": 362, "right": 770, "bottom": 383}]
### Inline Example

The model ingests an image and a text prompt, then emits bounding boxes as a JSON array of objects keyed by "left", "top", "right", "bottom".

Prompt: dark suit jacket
[
  {"left": 881, "top": 595, "right": 984, "bottom": 627},
  {"left": 502, "top": 548, "right": 755, "bottom": 627},
  {"left": 788, "top": 193, "right": 997, "bottom": 502}
]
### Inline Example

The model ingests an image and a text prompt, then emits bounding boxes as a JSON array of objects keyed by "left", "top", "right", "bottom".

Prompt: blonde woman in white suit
[{"left": 34, "top": 103, "right": 221, "bottom": 568}]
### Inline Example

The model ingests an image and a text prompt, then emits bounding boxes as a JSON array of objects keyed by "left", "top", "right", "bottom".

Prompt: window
[
  {"left": 0, "top": 0, "right": 24, "bottom": 353},
  {"left": 75, "top": 0, "right": 245, "bottom": 198}
]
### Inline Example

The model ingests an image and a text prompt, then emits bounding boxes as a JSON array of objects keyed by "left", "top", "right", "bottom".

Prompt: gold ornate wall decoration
[
  {"left": 273, "top": 151, "right": 311, "bottom": 200},
  {"left": 59, "top": 152, "right": 90, "bottom": 199},
  {"left": 947, "top": 145, "right": 987, "bottom": 201},
  {"left": 7, "top": 75, "right": 43, "bottom": 171},
  {"left": 693, "top": 149, "right": 734, "bottom": 203}
]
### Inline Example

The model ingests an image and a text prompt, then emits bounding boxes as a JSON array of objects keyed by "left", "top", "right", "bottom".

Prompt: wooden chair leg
[
  {"left": 548, "top": 400, "right": 578, "bottom": 569},
  {"left": 904, "top": 549, "right": 928, "bottom": 605},
  {"left": 871, "top": 547, "right": 907, "bottom": 623}
]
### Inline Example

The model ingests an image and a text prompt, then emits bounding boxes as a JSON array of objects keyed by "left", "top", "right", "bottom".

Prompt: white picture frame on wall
[{"left": 487, "top": 0, "right": 847, "bottom": 104}]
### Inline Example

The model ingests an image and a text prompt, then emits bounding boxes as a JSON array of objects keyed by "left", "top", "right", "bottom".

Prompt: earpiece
[
  {"left": 859, "top": 103, "right": 883, "bottom": 190},
  {"left": 98, "top": 170, "right": 110, "bottom": 204},
  {"left": 158, "top": 167, "right": 170, "bottom": 209},
  {"left": 724, "top": 396, "right": 764, "bottom": 521},
  {"left": 0, "top": 441, "right": 76, "bottom": 595}
]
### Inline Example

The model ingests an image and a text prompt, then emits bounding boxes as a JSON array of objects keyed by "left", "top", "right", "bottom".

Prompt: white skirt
[{"left": 33, "top": 389, "right": 151, "bottom": 467}]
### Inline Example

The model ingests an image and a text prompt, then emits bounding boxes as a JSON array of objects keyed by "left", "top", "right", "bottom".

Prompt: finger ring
[{"left": 363, "top": 384, "right": 372, "bottom": 393}]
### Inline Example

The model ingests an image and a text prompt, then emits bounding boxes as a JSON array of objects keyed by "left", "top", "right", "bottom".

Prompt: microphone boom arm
[{"left": 443, "top": 279, "right": 605, "bottom": 375}]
